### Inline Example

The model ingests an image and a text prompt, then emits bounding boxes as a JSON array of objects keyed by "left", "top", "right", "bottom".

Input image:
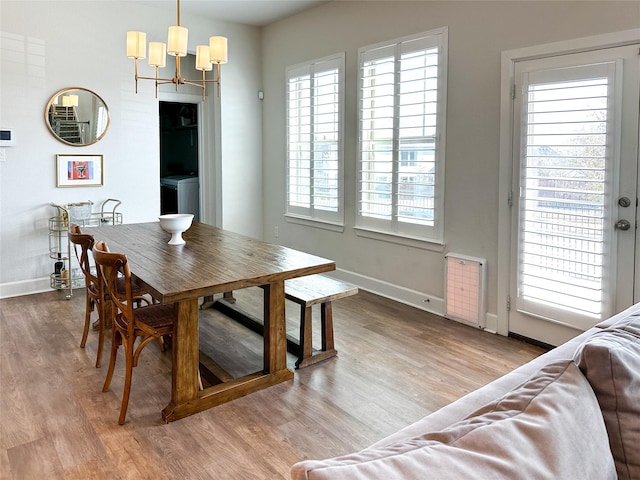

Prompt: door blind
[{"left": 518, "top": 63, "right": 617, "bottom": 319}]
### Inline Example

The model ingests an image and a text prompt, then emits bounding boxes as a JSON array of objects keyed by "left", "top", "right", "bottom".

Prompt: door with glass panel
[{"left": 509, "top": 45, "right": 640, "bottom": 346}]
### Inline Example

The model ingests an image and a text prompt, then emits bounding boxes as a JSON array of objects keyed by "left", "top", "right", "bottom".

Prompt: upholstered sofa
[{"left": 291, "top": 303, "right": 640, "bottom": 479}]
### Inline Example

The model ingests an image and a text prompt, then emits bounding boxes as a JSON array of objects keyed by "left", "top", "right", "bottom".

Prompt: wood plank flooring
[{"left": 0, "top": 288, "right": 546, "bottom": 479}]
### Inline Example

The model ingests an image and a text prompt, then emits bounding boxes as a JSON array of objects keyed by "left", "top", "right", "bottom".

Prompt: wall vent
[{"left": 445, "top": 253, "right": 486, "bottom": 328}]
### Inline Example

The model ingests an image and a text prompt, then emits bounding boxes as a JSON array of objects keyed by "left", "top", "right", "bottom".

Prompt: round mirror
[{"left": 45, "top": 87, "right": 110, "bottom": 146}]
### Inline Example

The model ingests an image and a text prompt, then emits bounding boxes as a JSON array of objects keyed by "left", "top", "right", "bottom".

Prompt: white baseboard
[
  {"left": 0, "top": 271, "right": 500, "bottom": 336},
  {"left": 324, "top": 268, "right": 445, "bottom": 317},
  {"left": 485, "top": 313, "right": 498, "bottom": 334},
  {"left": 0, "top": 277, "right": 52, "bottom": 299},
  {"left": 325, "top": 268, "right": 498, "bottom": 334}
]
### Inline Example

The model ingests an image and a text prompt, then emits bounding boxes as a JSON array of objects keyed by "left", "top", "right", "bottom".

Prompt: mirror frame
[{"left": 44, "top": 87, "right": 110, "bottom": 147}]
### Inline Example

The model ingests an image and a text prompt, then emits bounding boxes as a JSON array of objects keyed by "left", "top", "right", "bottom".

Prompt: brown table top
[{"left": 87, "top": 221, "right": 336, "bottom": 304}]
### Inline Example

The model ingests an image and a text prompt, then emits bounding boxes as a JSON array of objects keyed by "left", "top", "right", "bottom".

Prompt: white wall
[
  {"left": 260, "top": 1, "right": 640, "bottom": 324},
  {"left": 0, "top": 1, "right": 263, "bottom": 297},
  {"left": 1, "top": 0, "right": 638, "bottom": 320}
]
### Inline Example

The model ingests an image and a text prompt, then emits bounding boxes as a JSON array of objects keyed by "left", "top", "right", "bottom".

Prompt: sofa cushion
[
  {"left": 594, "top": 302, "right": 640, "bottom": 329},
  {"left": 291, "top": 361, "right": 616, "bottom": 480},
  {"left": 574, "top": 318, "right": 640, "bottom": 480}
]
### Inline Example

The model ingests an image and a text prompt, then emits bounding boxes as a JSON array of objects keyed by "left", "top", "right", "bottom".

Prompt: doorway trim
[
  {"left": 159, "top": 91, "right": 222, "bottom": 227},
  {"left": 497, "top": 28, "right": 640, "bottom": 337}
]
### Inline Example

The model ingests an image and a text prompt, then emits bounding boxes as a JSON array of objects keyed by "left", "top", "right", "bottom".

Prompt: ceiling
[{"left": 133, "top": 0, "right": 331, "bottom": 27}]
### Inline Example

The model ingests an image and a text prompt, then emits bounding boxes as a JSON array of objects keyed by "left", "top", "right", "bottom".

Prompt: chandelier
[{"left": 126, "top": 0, "right": 227, "bottom": 99}]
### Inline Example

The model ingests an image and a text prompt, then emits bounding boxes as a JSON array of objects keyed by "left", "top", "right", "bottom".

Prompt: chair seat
[
  {"left": 134, "top": 304, "right": 175, "bottom": 333},
  {"left": 116, "top": 277, "right": 145, "bottom": 295}
]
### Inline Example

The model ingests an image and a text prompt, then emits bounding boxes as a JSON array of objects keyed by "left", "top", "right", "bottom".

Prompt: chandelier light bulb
[
  {"left": 126, "top": 31, "right": 146, "bottom": 59},
  {"left": 209, "top": 36, "right": 228, "bottom": 64},
  {"left": 149, "top": 42, "right": 167, "bottom": 68},
  {"left": 126, "top": 0, "right": 226, "bottom": 99},
  {"left": 168, "top": 25, "right": 188, "bottom": 57},
  {"left": 196, "top": 45, "right": 213, "bottom": 71}
]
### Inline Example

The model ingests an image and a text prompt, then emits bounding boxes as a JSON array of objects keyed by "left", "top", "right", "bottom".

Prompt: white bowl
[{"left": 158, "top": 214, "right": 194, "bottom": 245}]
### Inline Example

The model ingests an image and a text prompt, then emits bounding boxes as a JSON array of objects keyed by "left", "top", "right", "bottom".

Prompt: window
[
  {"left": 516, "top": 61, "right": 619, "bottom": 321},
  {"left": 357, "top": 28, "right": 448, "bottom": 243},
  {"left": 286, "top": 53, "right": 345, "bottom": 226}
]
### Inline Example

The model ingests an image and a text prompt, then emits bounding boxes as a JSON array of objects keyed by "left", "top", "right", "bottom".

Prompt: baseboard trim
[
  {"left": 1, "top": 270, "right": 499, "bottom": 336},
  {"left": 324, "top": 268, "right": 445, "bottom": 317},
  {"left": 324, "top": 268, "right": 499, "bottom": 334},
  {"left": 0, "top": 277, "right": 52, "bottom": 299}
]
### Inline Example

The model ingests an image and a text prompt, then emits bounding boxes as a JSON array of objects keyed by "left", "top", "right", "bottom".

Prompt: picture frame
[{"left": 56, "top": 154, "right": 103, "bottom": 187}]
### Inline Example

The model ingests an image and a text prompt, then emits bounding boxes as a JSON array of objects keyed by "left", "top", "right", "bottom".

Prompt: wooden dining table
[{"left": 87, "top": 221, "right": 336, "bottom": 422}]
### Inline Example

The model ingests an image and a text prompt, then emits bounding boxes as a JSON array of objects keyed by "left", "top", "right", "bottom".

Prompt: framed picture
[{"left": 56, "top": 154, "right": 103, "bottom": 187}]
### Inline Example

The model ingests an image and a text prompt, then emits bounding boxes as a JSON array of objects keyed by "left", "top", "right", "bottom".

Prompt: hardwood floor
[{"left": 0, "top": 287, "right": 545, "bottom": 479}]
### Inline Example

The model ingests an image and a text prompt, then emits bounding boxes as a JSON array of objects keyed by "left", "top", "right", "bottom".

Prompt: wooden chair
[
  {"left": 69, "top": 225, "right": 107, "bottom": 367},
  {"left": 93, "top": 240, "right": 176, "bottom": 425},
  {"left": 69, "top": 225, "right": 149, "bottom": 367}
]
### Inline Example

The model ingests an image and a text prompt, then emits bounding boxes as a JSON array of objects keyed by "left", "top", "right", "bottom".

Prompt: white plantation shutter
[
  {"left": 517, "top": 61, "right": 619, "bottom": 321},
  {"left": 287, "top": 54, "right": 344, "bottom": 224},
  {"left": 357, "top": 28, "right": 447, "bottom": 241}
]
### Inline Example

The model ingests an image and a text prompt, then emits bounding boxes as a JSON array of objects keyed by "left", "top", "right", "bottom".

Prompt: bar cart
[{"left": 49, "top": 199, "right": 123, "bottom": 298}]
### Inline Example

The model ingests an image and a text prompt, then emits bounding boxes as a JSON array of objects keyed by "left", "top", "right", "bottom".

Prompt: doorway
[
  {"left": 159, "top": 101, "right": 200, "bottom": 220},
  {"left": 501, "top": 39, "right": 640, "bottom": 346}
]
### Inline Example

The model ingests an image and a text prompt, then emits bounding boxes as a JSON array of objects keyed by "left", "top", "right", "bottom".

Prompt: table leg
[
  {"left": 200, "top": 291, "right": 236, "bottom": 310},
  {"left": 263, "top": 281, "right": 288, "bottom": 373},
  {"left": 199, "top": 295, "right": 216, "bottom": 310},
  {"left": 162, "top": 298, "right": 200, "bottom": 422},
  {"left": 163, "top": 285, "right": 293, "bottom": 422}
]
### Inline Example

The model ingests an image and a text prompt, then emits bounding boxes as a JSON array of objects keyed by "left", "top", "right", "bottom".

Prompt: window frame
[
  {"left": 285, "top": 53, "right": 345, "bottom": 229},
  {"left": 356, "top": 27, "right": 448, "bottom": 246}
]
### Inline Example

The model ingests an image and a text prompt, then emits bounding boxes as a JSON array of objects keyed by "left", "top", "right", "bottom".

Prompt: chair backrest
[
  {"left": 92, "top": 240, "right": 135, "bottom": 336},
  {"left": 68, "top": 224, "right": 100, "bottom": 294}
]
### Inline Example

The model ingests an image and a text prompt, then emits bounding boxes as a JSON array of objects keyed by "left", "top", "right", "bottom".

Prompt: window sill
[
  {"left": 285, "top": 214, "right": 345, "bottom": 233},
  {"left": 353, "top": 226, "right": 445, "bottom": 252}
]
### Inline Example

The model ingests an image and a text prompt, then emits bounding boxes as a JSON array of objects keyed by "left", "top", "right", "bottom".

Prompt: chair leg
[
  {"left": 95, "top": 300, "right": 105, "bottom": 368},
  {"left": 118, "top": 338, "right": 135, "bottom": 425},
  {"left": 156, "top": 336, "right": 166, "bottom": 352},
  {"left": 80, "top": 293, "right": 91, "bottom": 349},
  {"left": 102, "top": 328, "right": 120, "bottom": 393}
]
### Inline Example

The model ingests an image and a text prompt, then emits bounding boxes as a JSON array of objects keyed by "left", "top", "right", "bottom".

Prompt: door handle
[
  {"left": 618, "top": 197, "right": 632, "bottom": 208},
  {"left": 615, "top": 219, "right": 631, "bottom": 231}
]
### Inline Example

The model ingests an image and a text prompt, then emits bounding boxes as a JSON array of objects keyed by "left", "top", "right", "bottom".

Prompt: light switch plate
[{"left": 0, "top": 129, "right": 14, "bottom": 146}]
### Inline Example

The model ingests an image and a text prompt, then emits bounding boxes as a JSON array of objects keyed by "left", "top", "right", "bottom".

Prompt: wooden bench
[
  {"left": 285, "top": 275, "right": 358, "bottom": 368},
  {"left": 211, "top": 275, "right": 358, "bottom": 369}
]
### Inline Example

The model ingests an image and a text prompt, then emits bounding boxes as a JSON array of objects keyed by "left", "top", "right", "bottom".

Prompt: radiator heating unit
[{"left": 445, "top": 253, "right": 486, "bottom": 328}]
